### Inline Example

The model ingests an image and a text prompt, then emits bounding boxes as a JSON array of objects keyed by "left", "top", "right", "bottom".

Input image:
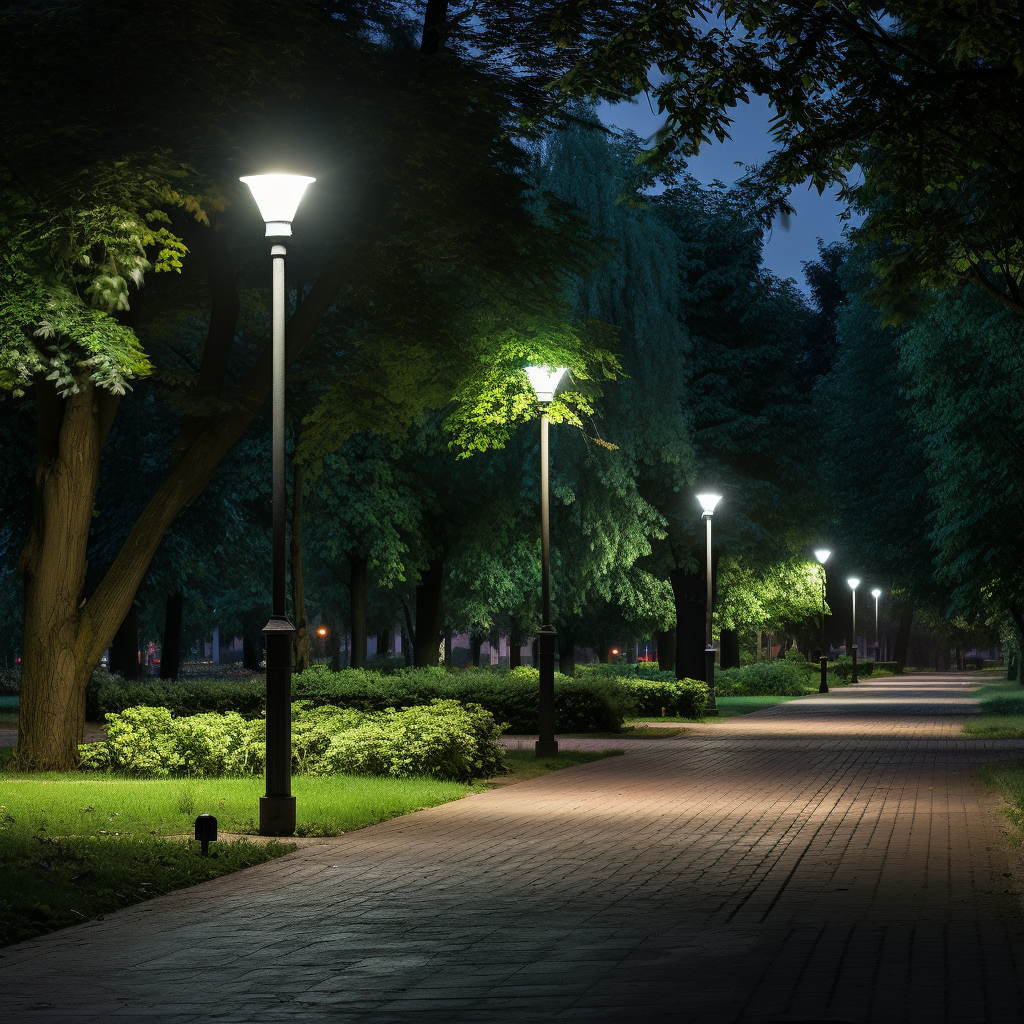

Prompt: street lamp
[
  {"left": 240, "top": 171, "right": 315, "bottom": 836},
  {"left": 697, "top": 493, "right": 722, "bottom": 716},
  {"left": 814, "top": 549, "right": 831, "bottom": 693},
  {"left": 847, "top": 577, "right": 860, "bottom": 685},
  {"left": 525, "top": 365, "right": 567, "bottom": 757},
  {"left": 871, "top": 588, "right": 882, "bottom": 662}
]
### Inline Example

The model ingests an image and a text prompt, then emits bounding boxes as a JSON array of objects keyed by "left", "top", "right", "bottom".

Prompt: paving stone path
[{"left": 4, "top": 673, "right": 1024, "bottom": 1023}]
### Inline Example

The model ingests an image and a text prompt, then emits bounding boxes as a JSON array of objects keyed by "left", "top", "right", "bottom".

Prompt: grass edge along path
[
  {"left": 0, "top": 750, "right": 623, "bottom": 948},
  {"left": 964, "top": 677, "right": 1024, "bottom": 738}
]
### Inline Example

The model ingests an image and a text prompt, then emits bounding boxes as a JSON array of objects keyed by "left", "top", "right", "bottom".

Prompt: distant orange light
[
  {"left": 611, "top": 648, "right": 619, "bottom": 655},
  {"left": 317, "top": 627, "right": 328, "bottom": 637}
]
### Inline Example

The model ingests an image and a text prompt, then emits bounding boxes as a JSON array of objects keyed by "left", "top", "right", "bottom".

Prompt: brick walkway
[{"left": 3, "top": 673, "right": 1024, "bottom": 1023}]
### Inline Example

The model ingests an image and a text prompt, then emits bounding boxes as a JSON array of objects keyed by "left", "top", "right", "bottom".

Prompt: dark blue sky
[{"left": 599, "top": 95, "right": 860, "bottom": 293}]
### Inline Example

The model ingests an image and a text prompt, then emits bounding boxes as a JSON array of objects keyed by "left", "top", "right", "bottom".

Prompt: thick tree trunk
[
  {"left": 655, "top": 629, "right": 675, "bottom": 672},
  {"left": 109, "top": 602, "right": 140, "bottom": 679},
  {"left": 413, "top": 557, "right": 445, "bottom": 667},
  {"left": 159, "top": 591, "right": 184, "bottom": 680},
  {"left": 376, "top": 630, "right": 391, "bottom": 658},
  {"left": 17, "top": 384, "right": 116, "bottom": 768},
  {"left": 893, "top": 599, "right": 914, "bottom": 674},
  {"left": 329, "top": 620, "right": 343, "bottom": 672},
  {"left": 401, "top": 601, "right": 416, "bottom": 666},
  {"left": 670, "top": 566, "right": 705, "bottom": 681},
  {"left": 719, "top": 627, "right": 740, "bottom": 670},
  {"left": 470, "top": 628, "right": 484, "bottom": 667},
  {"left": 349, "top": 553, "right": 368, "bottom": 669}
]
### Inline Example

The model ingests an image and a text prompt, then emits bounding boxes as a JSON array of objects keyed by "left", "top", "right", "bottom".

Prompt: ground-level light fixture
[
  {"left": 697, "top": 493, "right": 723, "bottom": 715},
  {"left": 240, "top": 171, "right": 315, "bottom": 837},
  {"left": 525, "top": 365, "right": 568, "bottom": 757}
]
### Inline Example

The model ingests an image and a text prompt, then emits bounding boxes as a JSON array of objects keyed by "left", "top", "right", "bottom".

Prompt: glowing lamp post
[
  {"left": 871, "top": 588, "right": 882, "bottom": 662},
  {"left": 815, "top": 549, "right": 831, "bottom": 693},
  {"left": 847, "top": 577, "right": 860, "bottom": 685},
  {"left": 240, "top": 172, "right": 315, "bottom": 836},
  {"left": 525, "top": 365, "right": 567, "bottom": 757},
  {"left": 697, "top": 493, "right": 722, "bottom": 716}
]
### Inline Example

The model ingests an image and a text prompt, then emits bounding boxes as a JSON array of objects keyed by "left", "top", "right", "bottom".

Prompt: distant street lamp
[
  {"left": 240, "top": 172, "right": 315, "bottom": 837},
  {"left": 525, "top": 365, "right": 568, "bottom": 757},
  {"left": 847, "top": 577, "right": 860, "bottom": 685},
  {"left": 871, "top": 588, "right": 882, "bottom": 662},
  {"left": 697, "top": 493, "right": 723, "bottom": 716},
  {"left": 814, "top": 549, "right": 831, "bottom": 694}
]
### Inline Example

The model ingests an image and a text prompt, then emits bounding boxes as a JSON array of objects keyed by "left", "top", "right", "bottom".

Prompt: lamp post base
[
  {"left": 851, "top": 645, "right": 858, "bottom": 685},
  {"left": 535, "top": 739, "right": 559, "bottom": 757},
  {"left": 259, "top": 796, "right": 296, "bottom": 836},
  {"left": 819, "top": 655, "right": 829, "bottom": 693}
]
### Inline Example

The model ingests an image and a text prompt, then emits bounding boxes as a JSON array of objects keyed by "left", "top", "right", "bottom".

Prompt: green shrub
[
  {"left": 78, "top": 700, "right": 505, "bottom": 782},
  {"left": 832, "top": 655, "right": 854, "bottom": 680},
  {"left": 716, "top": 661, "right": 807, "bottom": 696},
  {"left": 87, "top": 671, "right": 266, "bottom": 720},
  {"left": 625, "top": 678, "right": 709, "bottom": 718},
  {"left": 784, "top": 648, "right": 806, "bottom": 663}
]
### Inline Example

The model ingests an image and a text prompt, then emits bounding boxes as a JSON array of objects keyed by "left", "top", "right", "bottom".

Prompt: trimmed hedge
[
  {"left": 88, "top": 666, "right": 636, "bottom": 734},
  {"left": 78, "top": 699, "right": 506, "bottom": 782},
  {"left": 716, "top": 661, "right": 808, "bottom": 696}
]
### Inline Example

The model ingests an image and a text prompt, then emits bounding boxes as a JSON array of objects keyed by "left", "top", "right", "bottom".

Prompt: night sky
[{"left": 599, "top": 95, "right": 860, "bottom": 293}]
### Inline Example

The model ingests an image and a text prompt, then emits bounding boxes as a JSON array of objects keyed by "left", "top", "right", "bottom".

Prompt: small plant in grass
[{"left": 980, "top": 760, "right": 1024, "bottom": 841}]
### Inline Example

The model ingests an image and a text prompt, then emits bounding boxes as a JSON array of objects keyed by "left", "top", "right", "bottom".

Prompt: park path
[{"left": 4, "top": 673, "right": 1024, "bottom": 1023}]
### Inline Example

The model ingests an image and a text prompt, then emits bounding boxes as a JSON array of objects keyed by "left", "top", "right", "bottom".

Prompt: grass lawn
[
  {"left": 979, "top": 760, "right": 1024, "bottom": 843},
  {"left": 490, "top": 748, "right": 625, "bottom": 784},
  {"left": 963, "top": 678, "right": 1024, "bottom": 738}
]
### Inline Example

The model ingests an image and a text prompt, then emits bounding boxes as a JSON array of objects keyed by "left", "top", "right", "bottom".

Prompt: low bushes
[
  {"left": 79, "top": 699, "right": 506, "bottom": 782},
  {"left": 716, "top": 661, "right": 808, "bottom": 696},
  {"left": 621, "top": 678, "right": 709, "bottom": 718}
]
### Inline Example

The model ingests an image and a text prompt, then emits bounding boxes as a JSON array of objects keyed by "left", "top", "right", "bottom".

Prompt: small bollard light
[
  {"left": 195, "top": 813, "right": 218, "bottom": 856},
  {"left": 661, "top": 707, "right": 666, "bottom": 717}
]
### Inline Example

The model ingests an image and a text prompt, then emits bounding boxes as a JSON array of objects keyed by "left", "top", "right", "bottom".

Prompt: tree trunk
[
  {"left": 470, "top": 628, "right": 484, "bottom": 667},
  {"left": 159, "top": 591, "right": 184, "bottom": 680},
  {"left": 349, "top": 552, "right": 368, "bottom": 669},
  {"left": 413, "top": 557, "right": 445, "bottom": 668},
  {"left": 893, "top": 599, "right": 914, "bottom": 674},
  {"left": 109, "top": 601, "right": 140, "bottom": 679},
  {"left": 401, "top": 600, "right": 416, "bottom": 666},
  {"left": 376, "top": 630, "right": 391, "bottom": 658},
  {"left": 719, "top": 627, "right": 740, "bottom": 670},
  {"left": 669, "top": 566, "right": 705, "bottom": 681},
  {"left": 443, "top": 628, "right": 452, "bottom": 667},
  {"left": 508, "top": 621, "right": 523, "bottom": 668},
  {"left": 290, "top": 463, "right": 310, "bottom": 674},
  {"left": 559, "top": 632, "right": 576, "bottom": 677},
  {"left": 655, "top": 629, "right": 675, "bottom": 672}
]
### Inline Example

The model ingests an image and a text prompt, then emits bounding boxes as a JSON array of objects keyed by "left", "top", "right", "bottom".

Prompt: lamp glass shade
[
  {"left": 696, "top": 493, "right": 722, "bottom": 516},
  {"left": 814, "top": 548, "right": 831, "bottom": 564},
  {"left": 239, "top": 174, "right": 315, "bottom": 235},
  {"left": 524, "top": 365, "right": 567, "bottom": 404},
  {"left": 871, "top": 588, "right": 882, "bottom": 598},
  {"left": 847, "top": 577, "right": 860, "bottom": 590}
]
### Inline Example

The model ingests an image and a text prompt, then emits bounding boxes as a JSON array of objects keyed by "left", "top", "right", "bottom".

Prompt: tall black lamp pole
[
  {"left": 697, "top": 493, "right": 722, "bottom": 716},
  {"left": 815, "top": 548, "right": 831, "bottom": 693},
  {"left": 240, "top": 173, "right": 315, "bottom": 836},
  {"left": 525, "top": 365, "right": 567, "bottom": 758},
  {"left": 847, "top": 577, "right": 860, "bottom": 685},
  {"left": 872, "top": 588, "right": 882, "bottom": 662}
]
